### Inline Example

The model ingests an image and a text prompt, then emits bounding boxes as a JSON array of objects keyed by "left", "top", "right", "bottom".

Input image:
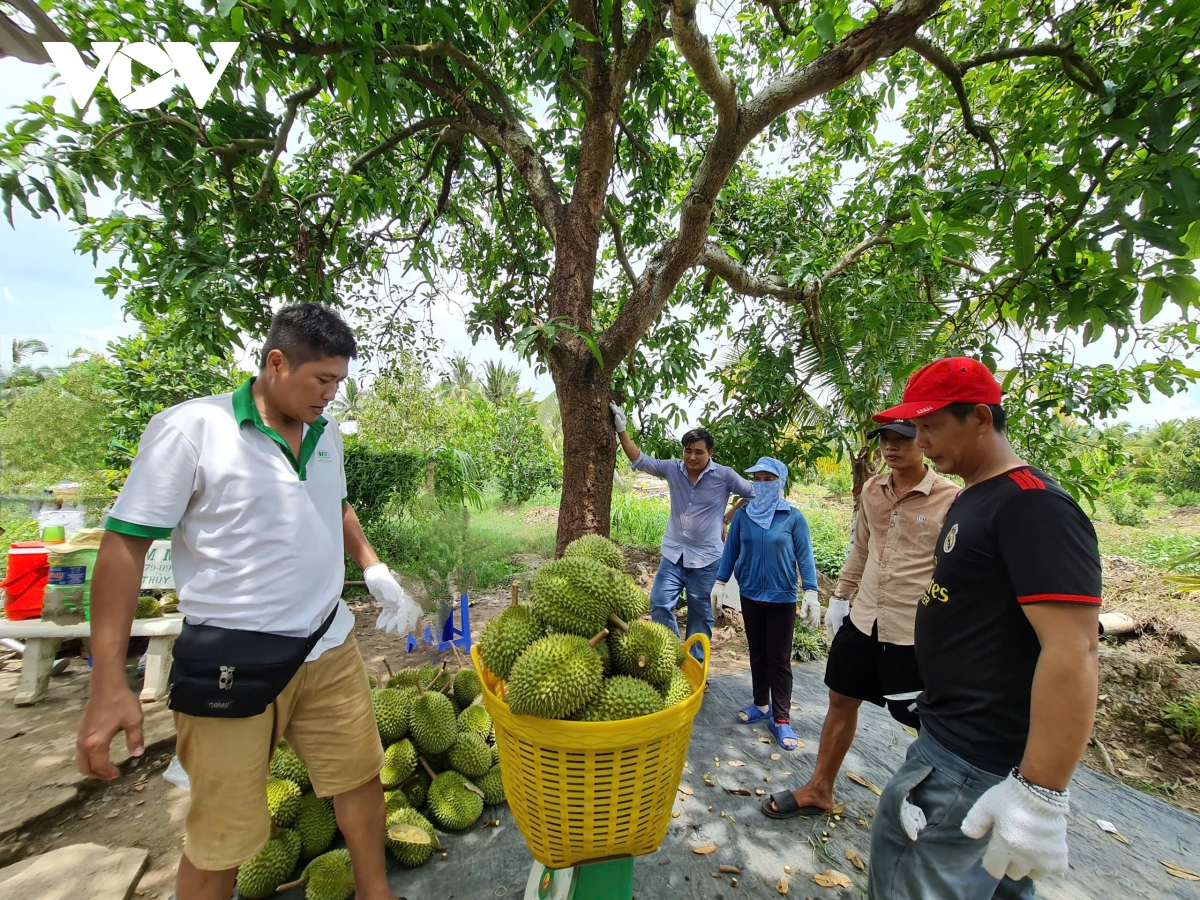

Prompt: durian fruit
[
  {"left": 270, "top": 740, "right": 311, "bottom": 793},
  {"left": 134, "top": 594, "right": 162, "bottom": 619},
  {"left": 428, "top": 662, "right": 454, "bottom": 692},
  {"left": 532, "top": 559, "right": 628, "bottom": 637},
  {"left": 490, "top": 742, "right": 501, "bottom": 767},
  {"left": 478, "top": 604, "right": 545, "bottom": 680},
  {"left": 236, "top": 827, "right": 301, "bottom": 899},
  {"left": 427, "top": 769, "right": 484, "bottom": 831},
  {"left": 610, "top": 621, "right": 678, "bottom": 687},
  {"left": 422, "top": 748, "right": 451, "bottom": 773},
  {"left": 373, "top": 688, "right": 411, "bottom": 744},
  {"left": 280, "top": 848, "right": 355, "bottom": 900},
  {"left": 661, "top": 668, "right": 693, "bottom": 707},
  {"left": 158, "top": 590, "right": 179, "bottom": 613},
  {"left": 579, "top": 675, "right": 666, "bottom": 722},
  {"left": 368, "top": 675, "right": 377, "bottom": 689},
  {"left": 457, "top": 705, "right": 493, "bottom": 741},
  {"left": 611, "top": 577, "right": 651, "bottom": 624},
  {"left": 296, "top": 792, "right": 337, "bottom": 859},
  {"left": 381, "top": 738, "right": 418, "bottom": 789},
  {"left": 596, "top": 638, "right": 612, "bottom": 676},
  {"left": 447, "top": 732, "right": 492, "bottom": 780},
  {"left": 551, "top": 556, "right": 636, "bottom": 626},
  {"left": 387, "top": 664, "right": 434, "bottom": 690},
  {"left": 675, "top": 641, "right": 687, "bottom": 667},
  {"left": 477, "top": 764, "right": 506, "bottom": 806},
  {"left": 453, "top": 667, "right": 482, "bottom": 708},
  {"left": 562, "top": 534, "right": 626, "bottom": 571},
  {"left": 401, "top": 771, "right": 431, "bottom": 808},
  {"left": 384, "top": 789, "right": 412, "bottom": 815},
  {"left": 267, "top": 776, "right": 303, "bottom": 827},
  {"left": 409, "top": 686, "right": 458, "bottom": 755},
  {"left": 506, "top": 632, "right": 606, "bottom": 719},
  {"left": 386, "top": 807, "right": 437, "bottom": 868}
]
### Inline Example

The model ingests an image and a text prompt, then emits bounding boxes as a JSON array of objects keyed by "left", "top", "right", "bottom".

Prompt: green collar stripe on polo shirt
[{"left": 232, "top": 378, "right": 329, "bottom": 480}]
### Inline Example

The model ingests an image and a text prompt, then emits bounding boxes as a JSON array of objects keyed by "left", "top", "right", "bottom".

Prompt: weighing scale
[{"left": 522, "top": 858, "right": 635, "bottom": 900}]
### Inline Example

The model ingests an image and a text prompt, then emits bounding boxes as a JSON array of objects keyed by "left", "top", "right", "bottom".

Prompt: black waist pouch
[{"left": 168, "top": 606, "right": 338, "bottom": 718}]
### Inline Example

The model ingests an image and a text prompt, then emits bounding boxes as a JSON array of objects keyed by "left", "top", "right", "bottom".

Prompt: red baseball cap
[{"left": 873, "top": 357, "right": 1002, "bottom": 423}]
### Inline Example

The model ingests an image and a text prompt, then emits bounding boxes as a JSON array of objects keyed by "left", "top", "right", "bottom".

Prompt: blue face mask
[{"left": 746, "top": 478, "right": 786, "bottom": 530}]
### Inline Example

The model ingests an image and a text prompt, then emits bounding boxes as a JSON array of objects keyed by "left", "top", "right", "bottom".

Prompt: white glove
[
  {"left": 710, "top": 582, "right": 727, "bottom": 608},
  {"left": 609, "top": 402, "right": 628, "bottom": 433},
  {"left": 365, "top": 563, "right": 421, "bottom": 636},
  {"left": 825, "top": 597, "right": 850, "bottom": 640},
  {"left": 800, "top": 590, "right": 821, "bottom": 630},
  {"left": 961, "top": 772, "right": 1070, "bottom": 881},
  {"left": 900, "top": 797, "right": 927, "bottom": 841}
]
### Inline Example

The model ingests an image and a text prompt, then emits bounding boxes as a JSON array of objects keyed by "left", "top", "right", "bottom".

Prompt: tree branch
[
  {"left": 250, "top": 76, "right": 326, "bottom": 202},
  {"left": 905, "top": 35, "right": 1000, "bottom": 166},
  {"left": 605, "top": 206, "right": 639, "bottom": 288},
  {"left": 959, "top": 43, "right": 1105, "bottom": 93},
  {"left": 669, "top": 0, "right": 738, "bottom": 125},
  {"left": 613, "top": 3, "right": 669, "bottom": 91},
  {"left": 697, "top": 241, "right": 802, "bottom": 300},
  {"left": 345, "top": 117, "right": 459, "bottom": 176}
]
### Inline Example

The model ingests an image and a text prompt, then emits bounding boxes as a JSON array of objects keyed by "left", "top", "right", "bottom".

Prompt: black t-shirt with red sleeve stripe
[{"left": 914, "top": 466, "right": 1102, "bottom": 774}]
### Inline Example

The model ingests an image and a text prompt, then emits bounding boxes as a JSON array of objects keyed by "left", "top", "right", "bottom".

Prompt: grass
[
  {"left": 611, "top": 491, "right": 669, "bottom": 550},
  {"left": 1164, "top": 695, "right": 1200, "bottom": 742},
  {"left": 792, "top": 621, "right": 829, "bottom": 661}
]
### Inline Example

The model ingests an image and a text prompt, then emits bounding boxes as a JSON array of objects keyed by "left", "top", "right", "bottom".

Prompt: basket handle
[{"left": 682, "top": 633, "right": 711, "bottom": 683}]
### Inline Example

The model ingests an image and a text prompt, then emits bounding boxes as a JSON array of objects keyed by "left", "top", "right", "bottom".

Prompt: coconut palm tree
[
  {"left": 329, "top": 376, "right": 362, "bottom": 422},
  {"left": 0, "top": 338, "right": 58, "bottom": 411},
  {"left": 481, "top": 360, "right": 523, "bottom": 406},
  {"left": 436, "top": 353, "right": 483, "bottom": 403}
]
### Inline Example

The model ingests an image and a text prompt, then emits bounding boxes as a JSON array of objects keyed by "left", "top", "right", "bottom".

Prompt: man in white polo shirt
[{"left": 76, "top": 304, "right": 419, "bottom": 900}]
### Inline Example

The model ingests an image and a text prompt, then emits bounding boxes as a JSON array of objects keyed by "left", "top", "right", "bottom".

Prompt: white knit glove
[
  {"left": 825, "top": 597, "right": 850, "bottom": 640},
  {"left": 961, "top": 772, "right": 1070, "bottom": 881},
  {"left": 609, "top": 402, "right": 628, "bottom": 433},
  {"left": 800, "top": 590, "right": 821, "bottom": 630},
  {"left": 366, "top": 564, "right": 421, "bottom": 636},
  {"left": 711, "top": 581, "right": 727, "bottom": 608}
]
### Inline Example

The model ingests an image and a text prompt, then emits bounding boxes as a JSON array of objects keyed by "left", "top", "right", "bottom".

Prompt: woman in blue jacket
[{"left": 713, "top": 456, "right": 819, "bottom": 750}]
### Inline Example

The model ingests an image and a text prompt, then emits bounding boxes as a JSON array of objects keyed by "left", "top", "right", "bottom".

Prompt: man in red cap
[{"left": 867, "top": 357, "right": 1102, "bottom": 900}]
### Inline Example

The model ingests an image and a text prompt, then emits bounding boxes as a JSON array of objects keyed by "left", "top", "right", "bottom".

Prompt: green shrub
[
  {"left": 611, "top": 492, "right": 669, "bottom": 550},
  {"left": 1128, "top": 483, "right": 1156, "bottom": 509},
  {"left": 1105, "top": 492, "right": 1145, "bottom": 527},
  {"left": 824, "top": 466, "right": 853, "bottom": 495},
  {"left": 1156, "top": 420, "right": 1200, "bottom": 497},
  {"left": 804, "top": 509, "right": 849, "bottom": 578},
  {"left": 792, "top": 621, "right": 828, "bottom": 662},
  {"left": 1171, "top": 490, "right": 1200, "bottom": 508},
  {"left": 1164, "top": 695, "right": 1200, "bottom": 742},
  {"left": 343, "top": 438, "right": 426, "bottom": 524}
]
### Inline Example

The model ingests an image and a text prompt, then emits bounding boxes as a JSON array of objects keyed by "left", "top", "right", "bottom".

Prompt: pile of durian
[{"left": 479, "top": 535, "right": 694, "bottom": 722}]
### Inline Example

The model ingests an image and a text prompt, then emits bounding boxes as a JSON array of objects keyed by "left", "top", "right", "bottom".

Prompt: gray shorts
[{"left": 868, "top": 733, "right": 1036, "bottom": 900}]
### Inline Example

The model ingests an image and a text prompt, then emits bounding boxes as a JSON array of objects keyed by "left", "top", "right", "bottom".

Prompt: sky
[{"left": 1, "top": 53, "right": 1197, "bottom": 430}]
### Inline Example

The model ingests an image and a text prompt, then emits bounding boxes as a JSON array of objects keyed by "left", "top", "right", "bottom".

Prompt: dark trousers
[{"left": 741, "top": 599, "right": 797, "bottom": 723}]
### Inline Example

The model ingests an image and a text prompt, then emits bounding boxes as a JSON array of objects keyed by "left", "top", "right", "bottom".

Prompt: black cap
[{"left": 867, "top": 420, "right": 917, "bottom": 440}]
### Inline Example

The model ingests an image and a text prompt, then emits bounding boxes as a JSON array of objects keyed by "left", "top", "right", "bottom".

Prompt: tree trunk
[
  {"left": 552, "top": 353, "right": 616, "bottom": 555},
  {"left": 850, "top": 444, "right": 877, "bottom": 507}
]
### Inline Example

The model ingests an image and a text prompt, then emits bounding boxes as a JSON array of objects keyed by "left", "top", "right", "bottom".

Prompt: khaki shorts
[{"left": 175, "top": 632, "right": 384, "bottom": 871}]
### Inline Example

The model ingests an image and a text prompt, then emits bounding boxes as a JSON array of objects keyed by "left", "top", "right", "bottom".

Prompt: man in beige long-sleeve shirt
[{"left": 763, "top": 420, "right": 957, "bottom": 818}]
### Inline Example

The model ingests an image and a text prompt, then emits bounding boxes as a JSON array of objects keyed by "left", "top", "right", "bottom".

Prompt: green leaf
[
  {"left": 217, "top": 0, "right": 237, "bottom": 16},
  {"left": 1141, "top": 279, "right": 1166, "bottom": 323},
  {"left": 1164, "top": 273, "right": 1200, "bottom": 312},
  {"left": 813, "top": 11, "right": 836, "bottom": 43},
  {"left": 1013, "top": 208, "right": 1035, "bottom": 268},
  {"left": 908, "top": 197, "right": 929, "bottom": 229},
  {"left": 230, "top": 6, "right": 245, "bottom": 33}
]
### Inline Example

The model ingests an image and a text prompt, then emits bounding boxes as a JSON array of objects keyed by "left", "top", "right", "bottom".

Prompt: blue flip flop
[
  {"left": 737, "top": 704, "right": 770, "bottom": 725},
  {"left": 770, "top": 719, "right": 799, "bottom": 751}
]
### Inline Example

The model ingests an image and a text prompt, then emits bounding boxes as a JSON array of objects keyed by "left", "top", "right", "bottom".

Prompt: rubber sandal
[
  {"left": 761, "top": 791, "right": 829, "bottom": 820},
  {"left": 737, "top": 704, "right": 770, "bottom": 724},
  {"left": 770, "top": 719, "right": 800, "bottom": 751}
]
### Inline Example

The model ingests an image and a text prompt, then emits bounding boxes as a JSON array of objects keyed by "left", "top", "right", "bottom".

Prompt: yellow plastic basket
[{"left": 472, "top": 633, "right": 710, "bottom": 870}]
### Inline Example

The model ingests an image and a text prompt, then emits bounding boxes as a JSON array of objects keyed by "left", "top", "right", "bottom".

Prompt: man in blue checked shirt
[{"left": 611, "top": 403, "right": 755, "bottom": 660}]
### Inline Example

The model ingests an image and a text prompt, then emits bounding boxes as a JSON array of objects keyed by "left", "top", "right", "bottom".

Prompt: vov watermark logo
[{"left": 43, "top": 41, "right": 239, "bottom": 110}]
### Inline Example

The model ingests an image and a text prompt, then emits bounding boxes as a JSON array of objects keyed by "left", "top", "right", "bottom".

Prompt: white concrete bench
[{"left": 0, "top": 614, "right": 184, "bottom": 707}]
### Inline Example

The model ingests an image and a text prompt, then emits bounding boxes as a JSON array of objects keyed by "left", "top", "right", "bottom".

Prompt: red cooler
[{"left": 1, "top": 541, "right": 49, "bottom": 620}]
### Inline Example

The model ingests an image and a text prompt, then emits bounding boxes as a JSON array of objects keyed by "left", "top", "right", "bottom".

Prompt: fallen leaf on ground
[
  {"left": 776, "top": 875, "right": 789, "bottom": 894},
  {"left": 847, "top": 772, "right": 882, "bottom": 795},
  {"left": 903, "top": 725, "right": 918, "bottom": 738},
  {"left": 1161, "top": 860, "right": 1200, "bottom": 880},
  {"left": 771, "top": 753, "right": 781, "bottom": 761},
  {"left": 813, "top": 870, "right": 853, "bottom": 888},
  {"left": 759, "top": 735, "right": 771, "bottom": 744},
  {"left": 719, "top": 865, "right": 742, "bottom": 874},
  {"left": 846, "top": 849, "right": 866, "bottom": 871},
  {"left": 728, "top": 760, "right": 746, "bottom": 768},
  {"left": 829, "top": 803, "right": 845, "bottom": 815},
  {"left": 1096, "top": 820, "right": 1130, "bottom": 843},
  {"left": 756, "top": 789, "right": 765, "bottom": 796},
  {"left": 692, "top": 844, "right": 718, "bottom": 855},
  {"left": 704, "top": 775, "right": 716, "bottom": 787},
  {"left": 679, "top": 785, "right": 694, "bottom": 795},
  {"left": 672, "top": 810, "right": 681, "bottom": 818}
]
